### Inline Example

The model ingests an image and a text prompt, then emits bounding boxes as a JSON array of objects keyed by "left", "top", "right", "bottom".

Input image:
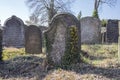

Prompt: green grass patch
[
  {"left": 2, "top": 47, "right": 26, "bottom": 60},
  {"left": 81, "top": 44, "right": 118, "bottom": 65}
]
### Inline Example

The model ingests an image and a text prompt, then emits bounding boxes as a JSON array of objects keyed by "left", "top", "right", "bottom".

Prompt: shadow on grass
[
  {"left": 0, "top": 56, "right": 47, "bottom": 80},
  {"left": 0, "top": 54, "right": 120, "bottom": 80},
  {"left": 81, "top": 50, "right": 108, "bottom": 60},
  {"left": 59, "top": 51, "right": 120, "bottom": 80},
  {"left": 76, "top": 63, "right": 120, "bottom": 79}
]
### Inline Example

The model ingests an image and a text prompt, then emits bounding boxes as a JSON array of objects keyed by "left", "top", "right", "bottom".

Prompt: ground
[{"left": 0, "top": 44, "right": 120, "bottom": 80}]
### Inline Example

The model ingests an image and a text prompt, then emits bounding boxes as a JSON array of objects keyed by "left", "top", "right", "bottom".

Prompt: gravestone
[
  {"left": 0, "top": 28, "right": 2, "bottom": 61},
  {"left": 101, "top": 27, "right": 107, "bottom": 43},
  {"left": 45, "top": 13, "right": 81, "bottom": 66},
  {"left": 118, "top": 21, "right": 120, "bottom": 62},
  {"left": 25, "top": 25, "right": 42, "bottom": 54},
  {"left": 3, "top": 15, "right": 25, "bottom": 48},
  {"left": 106, "top": 20, "right": 119, "bottom": 43},
  {"left": 80, "top": 17, "right": 101, "bottom": 44}
]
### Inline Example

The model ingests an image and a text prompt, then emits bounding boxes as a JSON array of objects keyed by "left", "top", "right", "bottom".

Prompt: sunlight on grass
[
  {"left": 2, "top": 47, "right": 46, "bottom": 60},
  {"left": 0, "top": 44, "right": 120, "bottom": 80},
  {"left": 82, "top": 44, "right": 118, "bottom": 58},
  {"left": 81, "top": 44, "right": 119, "bottom": 66},
  {"left": 2, "top": 47, "right": 26, "bottom": 60}
]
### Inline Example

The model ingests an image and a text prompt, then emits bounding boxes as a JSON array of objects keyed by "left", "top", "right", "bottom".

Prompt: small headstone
[
  {"left": 25, "top": 25, "right": 42, "bottom": 54},
  {"left": 45, "top": 13, "right": 81, "bottom": 66},
  {"left": 81, "top": 17, "right": 101, "bottom": 44},
  {"left": 3, "top": 15, "right": 25, "bottom": 48}
]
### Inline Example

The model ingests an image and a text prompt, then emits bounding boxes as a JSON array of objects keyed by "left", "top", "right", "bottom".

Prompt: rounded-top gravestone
[
  {"left": 3, "top": 15, "right": 25, "bottom": 48},
  {"left": 80, "top": 17, "right": 101, "bottom": 44},
  {"left": 25, "top": 25, "right": 42, "bottom": 54},
  {"left": 45, "top": 13, "right": 81, "bottom": 66}
]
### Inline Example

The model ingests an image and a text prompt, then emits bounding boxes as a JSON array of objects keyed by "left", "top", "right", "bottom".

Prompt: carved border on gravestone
[
  {"left": 25, "top": 25, "right": 42, "bottom": 54},
  {"left": 45, "top": 13, "right": 81, "bottom": 66},
  {"left": 3, "top": 15, "right": 25, "bottom": 48},
  {"left": 80, "top": 17, "right": 101, "bottom": 44},
  {"left": 4, "top": 15, "right": 24, "bottom": 26}
]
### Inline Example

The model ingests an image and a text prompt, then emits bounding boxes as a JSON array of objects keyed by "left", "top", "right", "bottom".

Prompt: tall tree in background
[
  {"left": 93, "top": 0, "right": 117, "bottom": 18},
  {"left": 77, "top": 11, "right": 82, "bottom": 21},
  {"left": 25, "top": 14, "right": 40, "bottom": 25},
  {"left": 26, "top": 0, "right": 73, "bottom": 25}
]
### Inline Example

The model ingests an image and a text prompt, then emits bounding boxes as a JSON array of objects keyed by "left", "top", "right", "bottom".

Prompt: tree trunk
[
  {"left": 94, "top": 0, "right": 99, "bottom": 13},
  {"left": 48, "top": 0, "right": 57, "bottom": 25}
]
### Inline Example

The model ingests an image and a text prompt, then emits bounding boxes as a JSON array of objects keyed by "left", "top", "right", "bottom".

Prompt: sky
[{"left": 0, "top": 0, "right": 120, "bottom": 25}]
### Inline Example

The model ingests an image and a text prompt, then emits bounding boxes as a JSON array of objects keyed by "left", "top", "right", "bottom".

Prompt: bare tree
[
  {"left": 93, "top": 0, "right": 117, "bottom": 18},
  {"left": 26, "top": 0, "right": 73, "bottom": 25},
  {"left": 25, "top": 13, "right": 40, "bottom": 25}
]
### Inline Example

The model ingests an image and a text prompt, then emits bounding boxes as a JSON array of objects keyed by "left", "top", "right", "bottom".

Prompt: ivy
[
  {"left": 44, "top": 26, "right": 57, "bottom": 65},
  {"left": 62, "top": 25, "right": 80, "bottom": 67}
]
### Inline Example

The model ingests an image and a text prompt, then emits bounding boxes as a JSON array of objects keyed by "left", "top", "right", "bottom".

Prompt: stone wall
[{"left": 80, "top": 17, "right": 101, "bottom": 44}]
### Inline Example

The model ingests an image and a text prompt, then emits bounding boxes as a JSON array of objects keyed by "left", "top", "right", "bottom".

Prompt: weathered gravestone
[
  {"left": 3, "top": 15, "right": 25, "bottom": 48},
  {"left": 25, "top": 25, "right": 42, "bottom": 54},
  {"left": 106, "top": 20, "right": 119, "bottom": 43},
  {"left": 80, "top": 17, "right": 101, "bottom": 44},
  {"left": 45, "top": 13, "right": 81, "bottom": 66},
  {"left": 0, "top": 28, "right": 2, "bottom": 61}
]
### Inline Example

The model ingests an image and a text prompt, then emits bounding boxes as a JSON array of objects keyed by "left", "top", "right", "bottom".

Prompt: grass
[
  {"left": 81, "top": 44, "right": 118, "bottom": 65},
  {"left": 2, "top": 47, "right": 26, "bottom": 60},
  {"left": 0, "top": 44, "right": 120, "bottom": 80}
]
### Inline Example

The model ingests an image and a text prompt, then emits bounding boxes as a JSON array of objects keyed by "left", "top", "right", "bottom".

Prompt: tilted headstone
[
  {"left": 106, "top": 20, "right": 119, "bottom": 43},
  {"left": 3, "top": 15, "right": 25, "bottom": 48},
  {"left": 0, "top": 28, "right": 2, "bottom": 61},
  {"left": 80, "top": 17, "right": 101, "bottom": 44},
  {"left": 25, "top": 25, "right": 42, "bottom": 54},
  {"left": 45, "top": 13, "right": 81, "bottom": 66}
]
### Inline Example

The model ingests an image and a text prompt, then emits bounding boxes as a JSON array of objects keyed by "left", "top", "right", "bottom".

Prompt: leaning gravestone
[
  {"left": 45, "top": 13, "right": 81, "bottom": 66},
  {"left": 0, "top": 28, "right": 2, "bottom": 61},
  {"left": 25, "top": 25, "right": 42, "bottom": 54},
  {"left": 3, "top": 15, "right": 25, "bottom": 48},
  {"left": 80, "top": 17, "right": 101, "bottom": 44}
]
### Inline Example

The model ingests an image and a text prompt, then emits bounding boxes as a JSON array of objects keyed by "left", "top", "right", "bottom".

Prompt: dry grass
[
  {"left": 0, "top": 44, "right": 120, "bottom": 80},
  {"left": 44, "top": 69, "right": 81, "bottom": 80}
]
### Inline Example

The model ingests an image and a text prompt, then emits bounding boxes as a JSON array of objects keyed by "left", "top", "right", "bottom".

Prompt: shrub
[
  {"left": 92, "top": 10, "right": 99, "bottom": 18},
  {"left": 62, "top": 26, "right": 80, "bottom": 67}
]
